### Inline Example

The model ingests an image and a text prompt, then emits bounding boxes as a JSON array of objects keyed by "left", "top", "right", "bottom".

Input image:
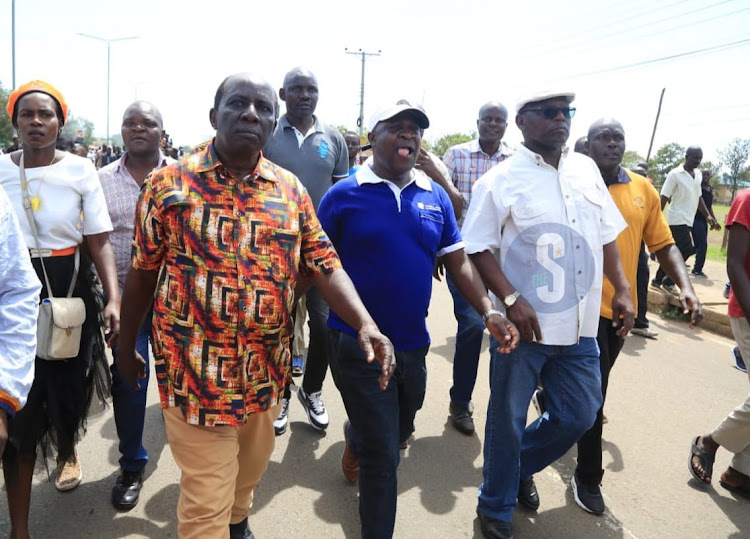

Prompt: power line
[{"left": 569, "top": 36, "right": 750, "bottom": 78}]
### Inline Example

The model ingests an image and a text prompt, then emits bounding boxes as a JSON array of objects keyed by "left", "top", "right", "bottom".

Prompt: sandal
[
  {"left": 719, "top": 467, "right": 750, "bottom": 499},
  {"left": 689, "top": 436, "right": 714, "bottom": 485}
]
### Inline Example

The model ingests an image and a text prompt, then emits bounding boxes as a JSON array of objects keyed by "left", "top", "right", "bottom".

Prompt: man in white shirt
[
  {"left": 652, "top": 146, "right": 717, "bottom": 293},
  {"left": 462, "top": 91, "right": 634, "bottom": 539}
]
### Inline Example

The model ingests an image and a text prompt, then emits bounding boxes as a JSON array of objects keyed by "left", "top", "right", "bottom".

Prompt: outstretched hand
[
  {"left": 485, "top": 314, "right": 520, "bottom": 353},
  {"left": 358, "top": 325, "right": 396, "bottom": 390}
]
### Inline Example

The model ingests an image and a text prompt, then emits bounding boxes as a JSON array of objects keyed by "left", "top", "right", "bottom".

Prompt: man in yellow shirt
[{"left": 570, "top": 118, "right": 704, "bottom": 514}]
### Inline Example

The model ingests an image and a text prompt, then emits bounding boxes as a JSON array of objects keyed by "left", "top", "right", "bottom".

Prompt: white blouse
[{"left": 0, "top": 153, "right": 113, "bottom": 250}]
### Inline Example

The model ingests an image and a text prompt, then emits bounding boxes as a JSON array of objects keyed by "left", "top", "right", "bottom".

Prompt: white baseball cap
[{"left": 368, "top": 99, "right": 430, "bottom": 132}]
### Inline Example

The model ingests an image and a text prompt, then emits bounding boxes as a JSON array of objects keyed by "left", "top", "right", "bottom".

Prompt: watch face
[{"left": 504, "top": 295, "right": 517, "bottom": 307}]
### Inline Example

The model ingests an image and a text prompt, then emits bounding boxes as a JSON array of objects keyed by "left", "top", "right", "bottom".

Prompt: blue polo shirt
[{"left": 317, "top": 164, "right": 463, "bottom": 350}]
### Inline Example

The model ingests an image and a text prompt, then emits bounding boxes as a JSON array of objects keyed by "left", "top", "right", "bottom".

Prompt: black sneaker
[
  {"left": 518, "top": 477, "right": 540, "bottom": 511},
  {"left": 571, "top": 475, "right": 605, "bottom": 515},
  {"left": 229, "top": 517, "right": 256, "bottom": 539},
  {"left": 111, "top": 470, "right": 144, "bottom": 511}
]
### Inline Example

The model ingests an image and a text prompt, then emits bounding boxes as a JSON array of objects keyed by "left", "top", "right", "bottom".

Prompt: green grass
[{"left": 706, "top": 202, "right": 730, "bottom": 262}]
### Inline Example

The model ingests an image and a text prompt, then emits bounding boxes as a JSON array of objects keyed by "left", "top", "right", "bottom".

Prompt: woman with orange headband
[{"left": 0, "top": 80, "right": 120, "bottom": 537}]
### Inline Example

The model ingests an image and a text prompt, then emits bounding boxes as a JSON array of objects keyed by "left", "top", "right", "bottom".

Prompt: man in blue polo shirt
[
  {"left": 264, "top": 68, "right": 349, "bottom": 435},
  {"left": 317, "top": 100, "right": 519, "bottom": 539}
]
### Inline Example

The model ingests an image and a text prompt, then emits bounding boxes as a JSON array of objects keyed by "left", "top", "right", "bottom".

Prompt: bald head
[
  {"left": 121, "top": 100, "right": 165, "bottom": 158},
  {"left": 587, "top": 118, "right": 623, "bottom": 140},
  {"left": 213, "top": 73, "right": 278, "bottom": 117},
  {"left": 586, "top": 118, "right": 626, "bottom": 177},
  {"left": 283, "top": 67, "right": 317, "bottom": 89},
  {"left": 123, "top": 101, "right": 163, "bottom": 129},
  {"left": 477, "top": 101, "right": 509, "bottom": 150},
  {"left": 280, "top": 68, "right": 319, "bottom": 122},
  {"left": 685, "top": 145, "right": 703, "bottom": 171}
]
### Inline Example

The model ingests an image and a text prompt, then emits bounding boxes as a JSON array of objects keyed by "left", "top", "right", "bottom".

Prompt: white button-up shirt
[
  {"left": 661, "top": 164, "right": 702, "bottom": 227},
  {"left": 462, "top": 144, "right": 626, "bottom": 345}
]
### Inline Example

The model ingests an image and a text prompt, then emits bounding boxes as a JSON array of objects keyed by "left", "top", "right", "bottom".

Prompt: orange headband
[{"left": 6, "top": 80, "right": 68, "bottom": 125}]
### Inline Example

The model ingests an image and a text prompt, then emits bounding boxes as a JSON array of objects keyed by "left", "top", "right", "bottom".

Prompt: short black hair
[{"left": 214, "top": 77, "right": 229, "bottom": 110}]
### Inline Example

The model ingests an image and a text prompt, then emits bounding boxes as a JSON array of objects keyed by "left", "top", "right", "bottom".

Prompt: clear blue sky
[{"left": 2, "top": 0, "right": 749, "bottom": 164}]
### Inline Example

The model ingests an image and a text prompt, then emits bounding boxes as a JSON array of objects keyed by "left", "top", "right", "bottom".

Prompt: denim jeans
[
  {"left": 110, "top": 310, "right": 152, "bottom": 472},
  {"left": 328, "top": 330, "right": 428, "bottom": 539},
  {"left": 446, "top": 274, "right": 486, "bottom": 407},
  {"left": 478, "top": 337, "right": 601, "bottom": 522}
]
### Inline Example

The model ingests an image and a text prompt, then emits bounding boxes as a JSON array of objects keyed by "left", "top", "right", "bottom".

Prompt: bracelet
[{"left": 482, "top": 309, "right": 505, "bottom": 324}]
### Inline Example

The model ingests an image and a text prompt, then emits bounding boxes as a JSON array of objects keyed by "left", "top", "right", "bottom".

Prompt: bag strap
[{"left": 19, "top": 153, "right": 79, "bottom": 299}]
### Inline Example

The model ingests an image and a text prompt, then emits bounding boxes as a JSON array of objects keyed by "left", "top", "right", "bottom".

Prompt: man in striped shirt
[{"left": 442, "top": 101, "right": 513, "bottom": 435}]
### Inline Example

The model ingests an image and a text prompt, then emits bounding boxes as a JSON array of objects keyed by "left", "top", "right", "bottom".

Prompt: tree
[
  {"left": 622, "top": 150, "right": 645, "bottom": 170},
  {"left": 0, "top": 82, "right": 14, "bottom": 148},
  {"left": 425, "top": 131, "right": 475, "bottom": 158},
  {"left": 648, "top": 142, "right": 685, "bottom": 187},
  {"left": 61, "top": 114, "right": 96, "bottom": 146},
  {"left": 718, "top": 137, "right": 750, "bottom": 202}
]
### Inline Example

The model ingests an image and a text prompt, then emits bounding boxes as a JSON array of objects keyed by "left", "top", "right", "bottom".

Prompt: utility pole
[{"left": 345, "top": 48, "right": 381, "bottom": 137}]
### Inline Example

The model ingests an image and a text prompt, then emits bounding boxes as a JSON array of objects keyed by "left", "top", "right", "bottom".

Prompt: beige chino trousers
[
  {"left": 163, "top": 404, "right": 279, "bottom": 539},
  {"left": 712, "top": 317, "right": 750, "bottom": 476}
]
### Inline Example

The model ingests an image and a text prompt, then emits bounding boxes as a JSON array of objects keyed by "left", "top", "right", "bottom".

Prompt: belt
[{"left": 29, "top": 246, "right": 77, "bottom": 258}]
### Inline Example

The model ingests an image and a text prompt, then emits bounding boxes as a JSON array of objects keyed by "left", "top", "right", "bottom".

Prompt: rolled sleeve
[
  {"left": 131, "top": 176, "right": 166, "bottom": 272},
  {"left": 298, "top": 189, "right": 342, "bottom": 278},
  {"left": 461, "top": 176, "right": 505, "bottom": 254}
]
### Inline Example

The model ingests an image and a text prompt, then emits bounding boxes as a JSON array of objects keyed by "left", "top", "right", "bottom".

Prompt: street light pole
[
  {"left": 76, "top": 33, "right": 138, "bottom": 145},
  {"left": 345, "top": 48, "right": 381, "bottom": 137},
  {"left": 11, "top": 0, "right": 16, "bottom": 89}
]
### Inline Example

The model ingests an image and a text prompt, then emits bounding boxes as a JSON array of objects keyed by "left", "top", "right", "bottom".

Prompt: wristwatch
[
  {"left": 482, "top": 309, "right": 505, "bottom": 324},
  {"left": 502, "top": 290, "right": 521, "bottom": 308}
]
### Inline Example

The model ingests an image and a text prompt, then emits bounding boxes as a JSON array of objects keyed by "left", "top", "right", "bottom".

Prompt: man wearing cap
[
  {"left": 461, "top": 91, "right": 633, "bottom": 539},
  {"left": 263, "top": 67, "right": 349, "bottom": 436},
  {"left": 442, "top": 101, "right": 513, "bottom": 435},
  {"left": 318, "top": 100, "right": 519, "bottom": 538}
]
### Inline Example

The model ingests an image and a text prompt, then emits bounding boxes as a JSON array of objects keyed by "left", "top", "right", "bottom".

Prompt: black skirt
[{"left": 4, "top": 248, "right": 111, "bottom": 466}]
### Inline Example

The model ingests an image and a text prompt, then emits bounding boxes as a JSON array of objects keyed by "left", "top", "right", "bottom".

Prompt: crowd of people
[{"left": 0, "top": 72, "right": 747, "bottom": 539}]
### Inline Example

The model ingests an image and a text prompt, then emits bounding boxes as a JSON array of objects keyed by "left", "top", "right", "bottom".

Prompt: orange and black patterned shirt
[{"left": 132, "top": 141, "right": 341, "bottom": 426}]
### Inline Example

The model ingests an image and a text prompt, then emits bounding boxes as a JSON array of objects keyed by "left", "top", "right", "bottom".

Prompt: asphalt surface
[{"left": 1, "top": 273, "right": 748, "bottom": 538}]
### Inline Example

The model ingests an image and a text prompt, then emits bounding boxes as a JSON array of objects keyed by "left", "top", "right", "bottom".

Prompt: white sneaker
[
  {"left": 297, "top": 387, "right": 329, "bottom": 430},
  {"left": 273, "top": 398, "right": 290, "bottom": 436}
]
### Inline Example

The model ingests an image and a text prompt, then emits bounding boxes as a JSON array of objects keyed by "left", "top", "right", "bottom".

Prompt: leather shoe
[
  {"left": 229, "top": 517, "right": 255, "bottom": 539},
  {"left": 449, "top": 401, "right": 475, "bottom": 435},
  {"left": 342, "top": 419, "right": 360, "bottom": 483},
  {"left": 111, "top": 470, "right": 143, "bottom": 511},
  {"left": 518, "top": 477, "right": 540, "bottom": 511},
  {"left": 476, "top": 509, "right": 514, "bottom": 539}
]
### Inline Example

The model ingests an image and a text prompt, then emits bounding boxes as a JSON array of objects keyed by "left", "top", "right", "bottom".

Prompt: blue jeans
[
  {"left": 446, "top": 274, "right": 485, "bottom": 407},
  {"left": 328, "top": 330, "right": 428, "bottom": 539},
  {"left": 110, "top": 311, "right": 152, "bottom": 472},
  {"left": 478, "top": 338, "right": 602, "bottom": 522}
]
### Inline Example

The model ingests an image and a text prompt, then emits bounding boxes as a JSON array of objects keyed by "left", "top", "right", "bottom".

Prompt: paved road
[{"left": 1, "top": 280, "right": 748, "bottom": 538}]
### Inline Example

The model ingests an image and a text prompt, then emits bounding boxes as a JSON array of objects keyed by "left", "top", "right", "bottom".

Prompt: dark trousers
[
  {"left": 329, "top": 330, "right": 428, "bottom": 539},
  {"left": 635, "top": 243, "right": 650, "bottom": 328},
  {"left": 284, "top": 286, "right": 330, "bottom": 399},
  {"left": 692, "top": 218, "right": 708, "bottom": 273},
  {"left": 575, "top": 317, "right": 624, "bottom": 485},
  {"left": 655, "top": 225, "right": 695, "bottom": 287},
  {"left": 110, "top": 310, "right": 152, "bottom": 472}
]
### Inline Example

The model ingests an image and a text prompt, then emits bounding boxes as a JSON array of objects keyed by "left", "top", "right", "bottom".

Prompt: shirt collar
[
  {"left": 195, "top": 139, "right": 277, "bottom": 183},
  {"left": 280, "top": 114, "right": 322, "bottom": 134},
  {"left": 356, "top": 161, "right": 433, "bottom": 191},
  {"left": 517, "top": 143, "right": 569, "bottom": 168},
  {"left": 117, "top": 150, "right": 171, "bottom": 173},
  {"left": 470, "top": 138, "right": 513, "bottom": 159},
  {"left": 602, "top": 166, "right": 632, "bottom": 186}
]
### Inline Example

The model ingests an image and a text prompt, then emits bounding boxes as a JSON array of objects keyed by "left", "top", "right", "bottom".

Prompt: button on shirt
[
  {"left": 98, "top": 151, "right": 176, "bottom": 291},
  {"left": 131, "top": 142, "right": 342, "bottom": 427},
  {"left": 661, "top": 164, "right": 702, "bottom": 226},
  {"left": 442, "top": 139, "right": 513, "bottom": 226},
  {"left": 462, "top": 145, "right": 626, "bottom": 345}
]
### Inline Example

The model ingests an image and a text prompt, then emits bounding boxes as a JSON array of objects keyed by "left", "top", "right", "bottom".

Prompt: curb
[{"left": 647, "top": 289, "right": 732, "bottom": 339}]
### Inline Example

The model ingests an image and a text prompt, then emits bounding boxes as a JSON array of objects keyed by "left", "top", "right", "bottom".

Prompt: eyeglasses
[{"left": 521, "top": 106, "right": 576, "bottom": 120}]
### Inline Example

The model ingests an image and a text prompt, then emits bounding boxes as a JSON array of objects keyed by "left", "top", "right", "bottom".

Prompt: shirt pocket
[
  {"left": 420, "top": 211, "right": 444, "bottom": 253},
  {"left": 578, "top": 187, "right": 605, "bottom": 252},
  {"left": 510, "top": 201, "right": 548, "bottom": 232}
]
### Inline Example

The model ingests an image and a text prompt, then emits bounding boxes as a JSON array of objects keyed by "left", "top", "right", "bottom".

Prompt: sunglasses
[{"left": 522, "top": 106, "right": 576, "bottom": 120}]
